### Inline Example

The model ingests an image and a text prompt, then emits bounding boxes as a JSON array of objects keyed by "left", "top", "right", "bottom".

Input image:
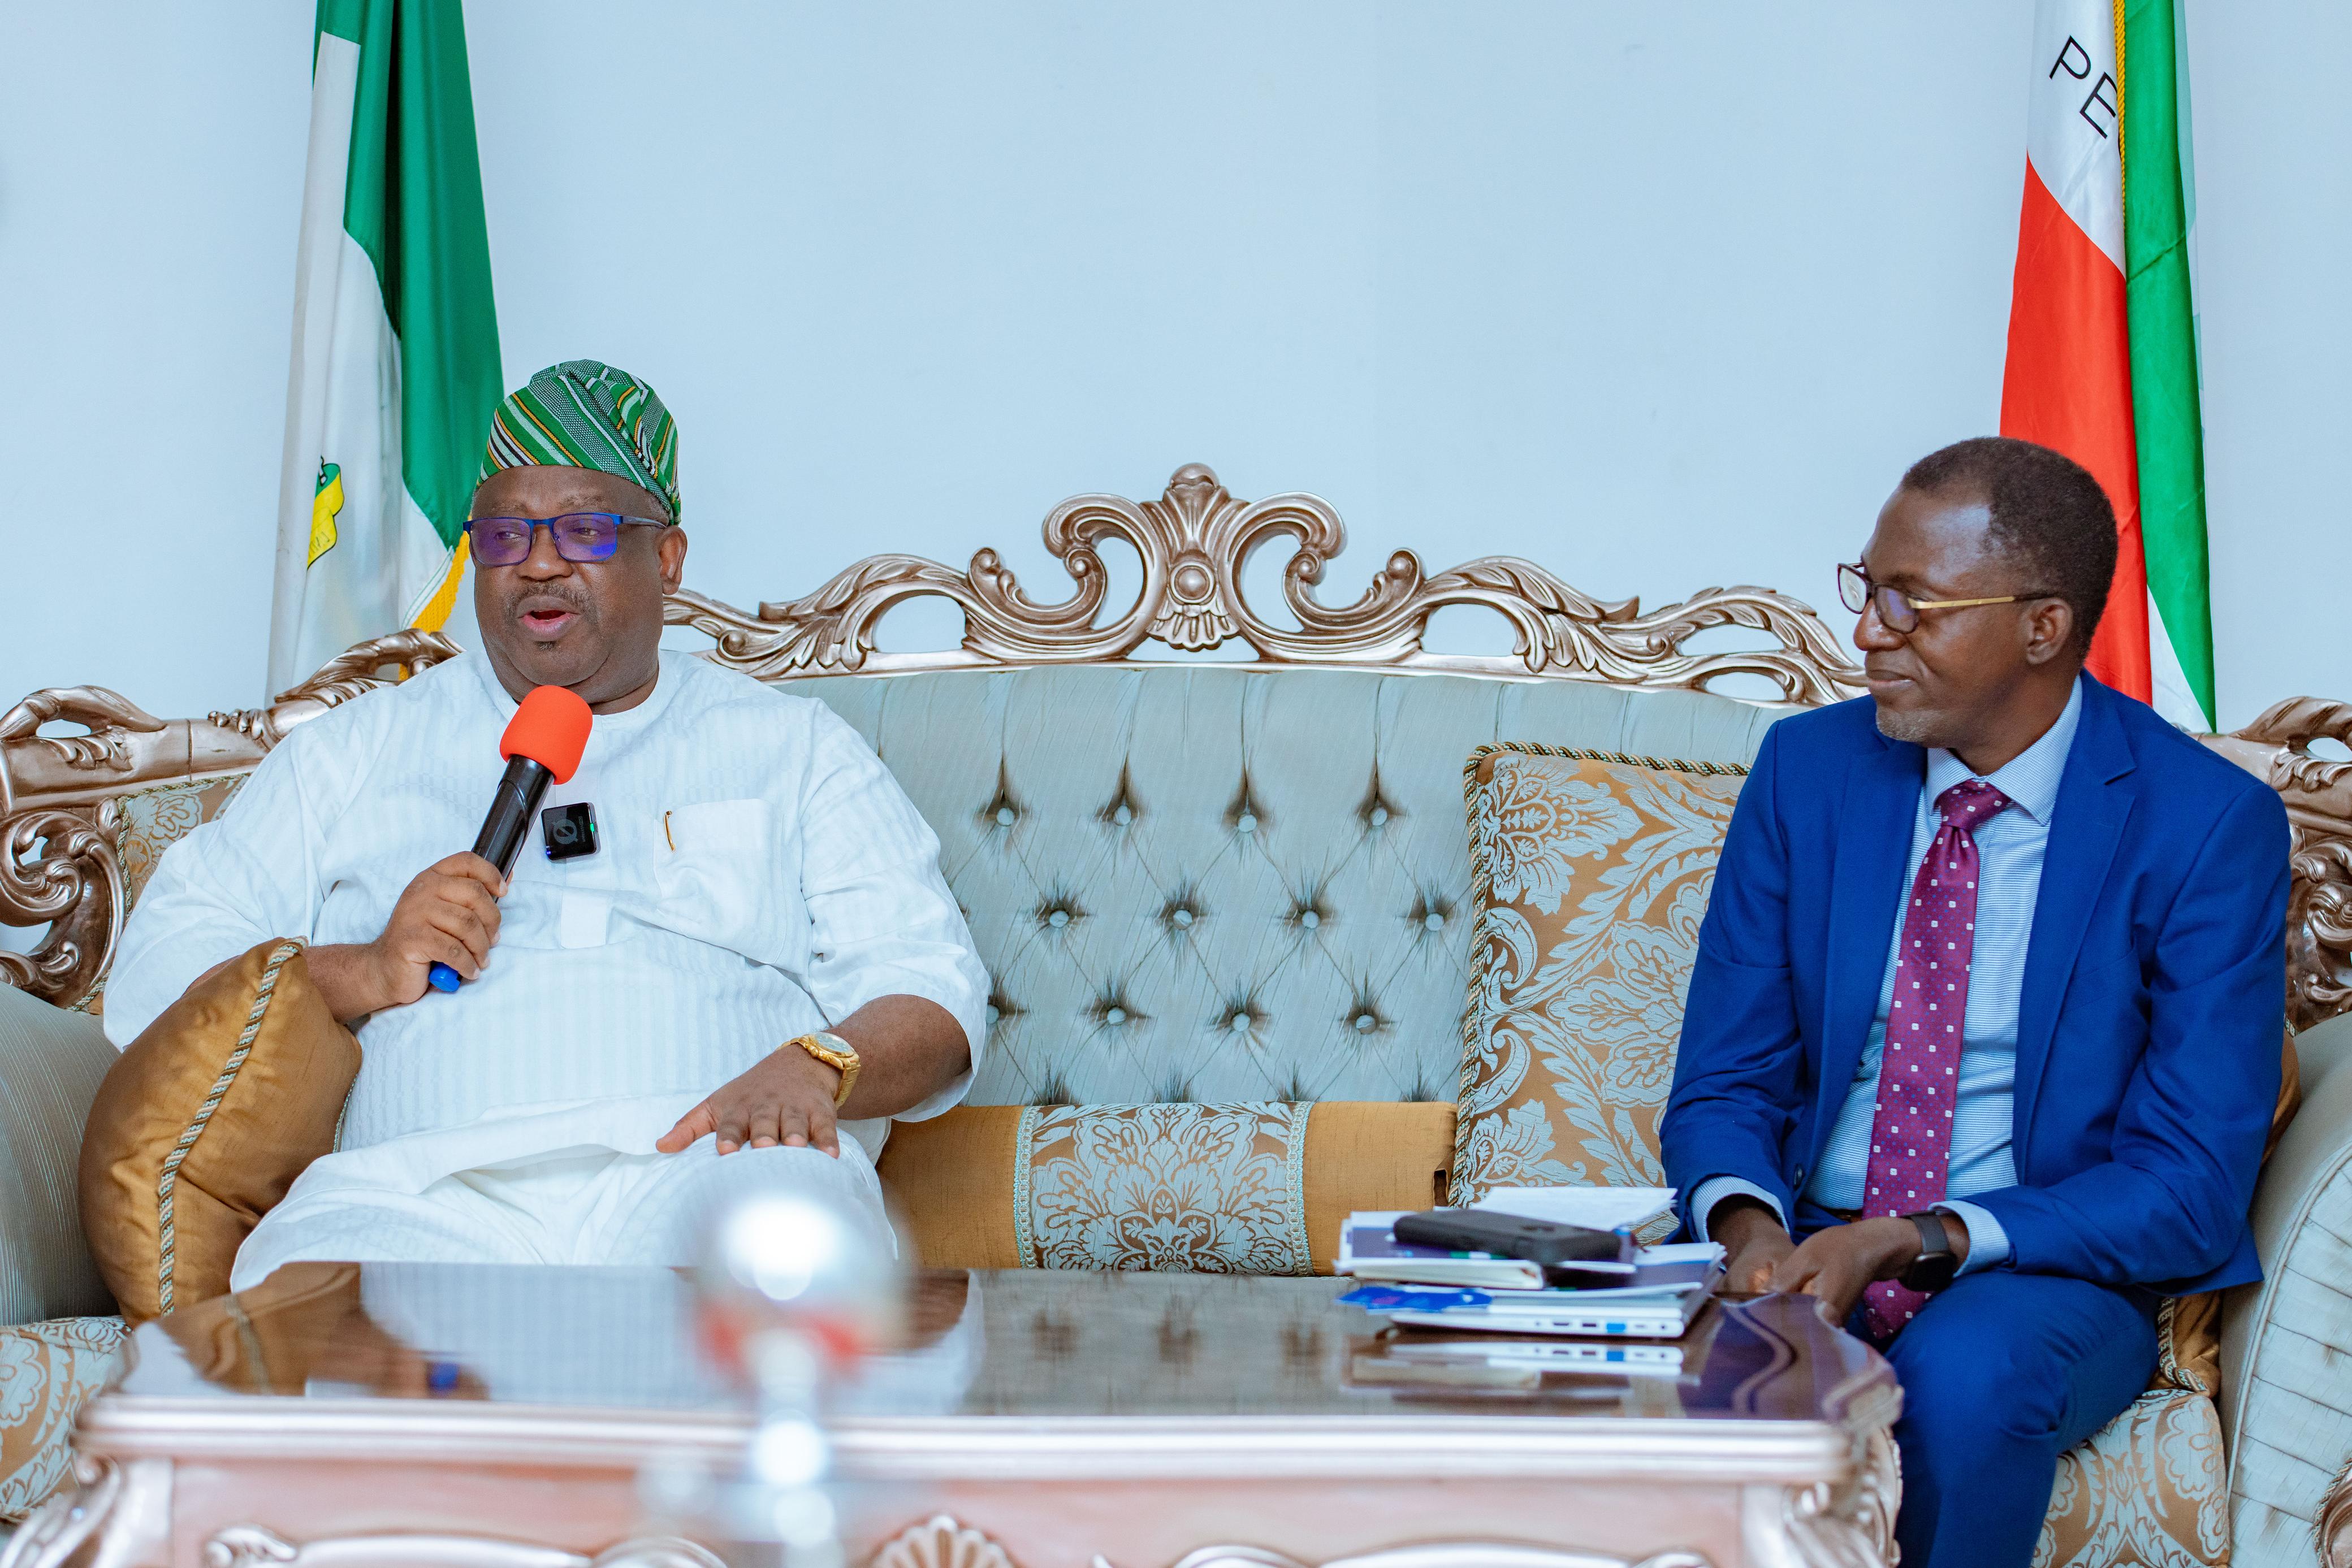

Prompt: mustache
[{"left": 501, "top": 586, "right": 593, "bottom": 620}]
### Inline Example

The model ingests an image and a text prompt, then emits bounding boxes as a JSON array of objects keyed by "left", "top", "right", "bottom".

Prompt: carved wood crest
[
  {"left": 666, "top": 464, "right": 1866, "bottom": 706},
  {"left": 5, "top": 465, "right": 2352, "bottom": 1038}
]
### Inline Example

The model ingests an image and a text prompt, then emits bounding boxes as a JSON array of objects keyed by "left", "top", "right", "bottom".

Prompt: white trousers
[{"left": 231, "top": 1133, "right": 893, "bottom": 1292}]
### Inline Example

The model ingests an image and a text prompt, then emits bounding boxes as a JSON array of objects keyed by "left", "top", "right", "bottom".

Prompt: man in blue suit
[{"left": 1661, "top": 437, "right": 2287, "bottom": 1568}]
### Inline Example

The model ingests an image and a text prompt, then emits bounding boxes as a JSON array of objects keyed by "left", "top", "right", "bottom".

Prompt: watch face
[
  {"left": 1898, "top": 1212, "right": 1958, "bottom": 1294},
  {"left": 1904, "top": 1251, "right": 1960, "bottom": 1293}
]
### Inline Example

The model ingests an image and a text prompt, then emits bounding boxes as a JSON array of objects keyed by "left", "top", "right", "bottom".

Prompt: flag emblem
[{"left": 307, "top": 461, "right": 344, "bottom": 568}]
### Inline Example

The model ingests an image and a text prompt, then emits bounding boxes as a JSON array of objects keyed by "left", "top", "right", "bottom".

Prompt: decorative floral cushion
[
  {"left": 114, "top": 775, "right": 249, "bottom": 911},
  {"left": 1451, "top": 746, "right": 1746, "bottom": 1201},
  {"left": 75, "top": 774, "right": 250, "bottom": 1017},
  {"left": 0, "top": 1316, "right": 126, "bottom": 1521},
  {"left": 1016, "top": 1102, "right": 1314, "bottom": 1274},
  {"left": 2037, "top": 1388, "right": 2229, "bottom": 1568}
]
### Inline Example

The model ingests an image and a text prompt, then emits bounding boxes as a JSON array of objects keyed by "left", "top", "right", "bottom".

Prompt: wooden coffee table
[{"left": 2, "top": 1264, "right": 1898, "bottom": 1568}]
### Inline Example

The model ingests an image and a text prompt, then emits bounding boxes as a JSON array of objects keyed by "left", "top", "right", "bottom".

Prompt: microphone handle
[{"left": 427, "top": 756, "right": 555, "bottom": 994}]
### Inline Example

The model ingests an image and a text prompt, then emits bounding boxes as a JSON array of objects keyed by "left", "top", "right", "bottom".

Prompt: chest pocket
[{"left": 652, "top": 798, "right": 781, "bottom": 953}]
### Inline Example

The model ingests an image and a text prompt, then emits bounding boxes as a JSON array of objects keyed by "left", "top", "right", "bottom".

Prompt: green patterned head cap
[{"left": 479, "top": 359, "right": 681, "bottom": 521}]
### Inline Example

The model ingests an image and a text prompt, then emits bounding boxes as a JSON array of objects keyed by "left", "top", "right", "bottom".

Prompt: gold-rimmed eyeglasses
[{"left": 1836, "top": 562, "right": 2053, "bottom": 635}]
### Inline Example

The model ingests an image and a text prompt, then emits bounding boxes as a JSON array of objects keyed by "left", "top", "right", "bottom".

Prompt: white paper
[
  {"left": 1470, "top": 1185, "right": 1676, "bottom": 1232},
  {"left": 1633, "top": 1241, "right": 1721, "bottom": 1266}
]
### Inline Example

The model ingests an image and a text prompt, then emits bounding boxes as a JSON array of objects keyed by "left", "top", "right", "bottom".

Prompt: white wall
[{"left": 2, "top": 2, "right": 2345, "bottom": 728}]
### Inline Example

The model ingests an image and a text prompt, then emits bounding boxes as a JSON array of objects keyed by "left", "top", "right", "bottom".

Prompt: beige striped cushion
[
  {"left": 2222, "top": 1011, "right": 2352, "bottom": 1567},
  {"left": 0, "top": 987, "right": 118, "bottom": 1326},
  {"left": 2224, "top": 1169, "right": 2352, "bottom": 1563}
]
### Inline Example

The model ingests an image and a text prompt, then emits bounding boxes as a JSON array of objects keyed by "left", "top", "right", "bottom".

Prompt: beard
[{"left": 1873, "top": 700, "right": 1947, "bottom": 747}]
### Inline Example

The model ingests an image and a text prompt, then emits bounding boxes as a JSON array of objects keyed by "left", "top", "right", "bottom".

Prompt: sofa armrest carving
[
  {"left": 2211, "top": 698, "right": 2352, "bottom": 1030},
  {"left": 666, "top": 463, "right": 1867, "bottom": 705},
  {"left": 0, "top": 807, "right": 123, "bottom": 1007},
  {"left": 206, "top": 629, "right": 462, "bottom": 749},
  {"left": 0, "top": 687, "right": 168, "bottom": 795},
  {"left": 1, "top": 631, "right": 459, "bottom": 1007}
]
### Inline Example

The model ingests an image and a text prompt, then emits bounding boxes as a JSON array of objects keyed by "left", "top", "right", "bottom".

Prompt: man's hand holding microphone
[
  {"left": 306, "top": 685, "right": 591, "bottom": 1023},
  {"left": 308, "top": 854, "right": 507, "bottom": 1020}
]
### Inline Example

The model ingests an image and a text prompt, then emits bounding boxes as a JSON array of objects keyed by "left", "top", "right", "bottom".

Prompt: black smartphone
[{"left": 1392, "top": 1208, "right": 1626, "bottom": 1268}]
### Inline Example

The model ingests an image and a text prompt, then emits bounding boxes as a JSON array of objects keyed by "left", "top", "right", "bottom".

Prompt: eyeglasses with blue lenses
[{"left": 464, "top": 512, "right": 670, "bottom": 568}]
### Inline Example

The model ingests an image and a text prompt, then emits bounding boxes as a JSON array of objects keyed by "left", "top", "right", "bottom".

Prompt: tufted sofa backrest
[{"left": 782, "top": 665, "right": 1791, "bottom": 1108}]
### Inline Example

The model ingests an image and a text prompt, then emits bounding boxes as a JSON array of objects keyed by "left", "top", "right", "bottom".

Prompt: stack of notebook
[{"left": 1335, "top": 1185, "right": 1722, "bottom": 1349}]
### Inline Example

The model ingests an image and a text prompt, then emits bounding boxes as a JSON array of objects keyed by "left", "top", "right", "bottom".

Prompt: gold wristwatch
[{"left": 785, "top": 1029, "right": 860, "bottom": 1108}]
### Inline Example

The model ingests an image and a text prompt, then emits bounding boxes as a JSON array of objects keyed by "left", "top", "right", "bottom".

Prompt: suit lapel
[
  {"left": 1818, "top": 736, "right": 1923, "bottom": 1146},
  {"left": 2012, "top": 679, "right": 2136, "bottom": 1169}
]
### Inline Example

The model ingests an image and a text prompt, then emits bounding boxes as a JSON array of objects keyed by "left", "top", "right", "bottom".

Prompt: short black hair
[{"left": 1900, "top": 436, "right": 2117, "bottom": 654}]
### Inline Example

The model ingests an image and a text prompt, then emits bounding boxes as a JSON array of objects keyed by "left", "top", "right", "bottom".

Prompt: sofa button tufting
[
  {"left": 1353, "top": 1012, "right": 1377, "bottom": 1032},
  {"left": 1424, "top": 912, "right": 1445, "bottom": 932},
  {"left": 1113, "top": 804, "right": 1132, "bottom": 825},
  {"left": 986, "top": 1004, "right": 1001, "bottom": 1024},
  {"left": 996, "top": 807, "right": 1017, "bottom": 826},
  {"left": 1229, "top": 1012, "right": 1252, "bottom": 1033},
  {"left": 1369, "top": 806, "right": 1389, "bottom": 827},
  {"left": 1105, "top": 1006, "right": 1127, "bottom": 1025},
  {"left": 1299, "top": 910, "right": 1320, "bottom": 929},
  {"left": 1047, "top": 909, "right": 1070, "bottom": 928},
  {"left": 1172, "top": 908, "right": 1194, "bottom": 927},
  {"left": 1236, "top": 812, "right": 1257, "bottom": 834}
]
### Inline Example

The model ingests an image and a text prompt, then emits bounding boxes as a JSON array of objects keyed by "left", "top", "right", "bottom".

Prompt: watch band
[
  {"left": 1896, "top": 1210, "right": 1958, "bottom": 1293},
  {"left": 786, "top": 1030, "right": 861, "bottom": 1108}
]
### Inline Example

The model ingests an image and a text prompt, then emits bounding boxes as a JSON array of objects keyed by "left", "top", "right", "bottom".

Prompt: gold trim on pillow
[{"left": 155, "top": 938, "right": 305, "bottom": 1315}]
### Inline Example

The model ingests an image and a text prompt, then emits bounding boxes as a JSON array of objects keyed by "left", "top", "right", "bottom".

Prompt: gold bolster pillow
[
  {"left": 77, "top": 940, "right": 358, "bottom": 1324},
  {"left": 878, "top": 1099, "right": 1457, "bottom": 1275}
]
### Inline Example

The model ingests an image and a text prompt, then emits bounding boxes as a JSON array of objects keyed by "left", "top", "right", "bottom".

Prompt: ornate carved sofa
[{"left": 5, "top": 465, "right": 2350, "bottom": 1566}]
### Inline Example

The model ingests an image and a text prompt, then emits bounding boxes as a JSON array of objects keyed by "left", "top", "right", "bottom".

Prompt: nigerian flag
[{"left": 267, "top": 0, "right": 500, "bottom": 695}]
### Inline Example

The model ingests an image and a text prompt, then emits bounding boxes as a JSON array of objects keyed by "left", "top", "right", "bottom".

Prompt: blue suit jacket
[{"left": 1660, "top": 676, "right": 2289, "bottom": 1294}]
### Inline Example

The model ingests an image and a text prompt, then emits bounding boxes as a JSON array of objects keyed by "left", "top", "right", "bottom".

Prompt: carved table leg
[
  {"left": 1740, "top": 1475, "right": 1895, "bottom": 1568},
  {"left": 0, "top": 1458, "right": 172, "bottom": 1568}
]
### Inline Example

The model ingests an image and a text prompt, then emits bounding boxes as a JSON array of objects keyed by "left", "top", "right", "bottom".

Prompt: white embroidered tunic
[{"left": 106, "top": 649, "right": 989, "bottom": 1177}]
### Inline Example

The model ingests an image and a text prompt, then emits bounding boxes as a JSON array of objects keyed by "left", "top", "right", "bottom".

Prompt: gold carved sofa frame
[
  {"left": 6, "top": 464, "right": 2352, "bottom": 1567},
  {"left": 7, "top": 462, "right": 2350, "bottom": 1032}
]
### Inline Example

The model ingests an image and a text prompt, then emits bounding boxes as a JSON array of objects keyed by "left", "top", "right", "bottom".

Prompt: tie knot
[{"left": 1936, "top": 778, "right": 2013, "bottom": 834}]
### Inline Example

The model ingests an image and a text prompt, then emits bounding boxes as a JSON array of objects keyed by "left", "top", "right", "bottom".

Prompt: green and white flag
[{"left": 268, "top": 0, "right": 500, "bottom": 695}]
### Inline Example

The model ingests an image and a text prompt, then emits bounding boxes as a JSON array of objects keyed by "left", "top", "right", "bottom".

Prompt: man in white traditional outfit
[{"left": 106, "top": 361, "right": 987, "bottom": 1288}]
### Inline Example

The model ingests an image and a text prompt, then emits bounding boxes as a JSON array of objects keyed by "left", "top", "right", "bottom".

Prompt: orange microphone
[{"left": 426, "top": 685, "right": 593, "bottom": 994}]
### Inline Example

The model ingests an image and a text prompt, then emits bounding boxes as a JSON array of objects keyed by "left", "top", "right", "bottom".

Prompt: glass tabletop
[{"left": 114, "top": 1262, "right": 1884, "bottom": 1427}]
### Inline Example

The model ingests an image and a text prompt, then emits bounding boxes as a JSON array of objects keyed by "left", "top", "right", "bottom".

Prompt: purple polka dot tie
[{"left": 1859, "top": 778, "right": 2012, "bottom": 1345}]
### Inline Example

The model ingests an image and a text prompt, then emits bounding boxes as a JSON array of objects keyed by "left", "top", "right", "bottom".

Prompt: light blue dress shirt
[{"left": 1693, "top": 678, "right": 2086, "bottom": 1272}]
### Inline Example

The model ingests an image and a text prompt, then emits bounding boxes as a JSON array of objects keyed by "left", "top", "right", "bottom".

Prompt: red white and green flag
[
  {"left": 2000, "top": 0, "right": 2213, "bottom": 729},
  {"left": 267, "top": 0, "right": 501, "bottom": 695}
]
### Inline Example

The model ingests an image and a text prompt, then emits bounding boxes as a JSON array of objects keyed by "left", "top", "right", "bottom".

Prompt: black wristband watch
[{"left": 1896, "top": 1211, "right": 1960, "bottom": 1293}]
